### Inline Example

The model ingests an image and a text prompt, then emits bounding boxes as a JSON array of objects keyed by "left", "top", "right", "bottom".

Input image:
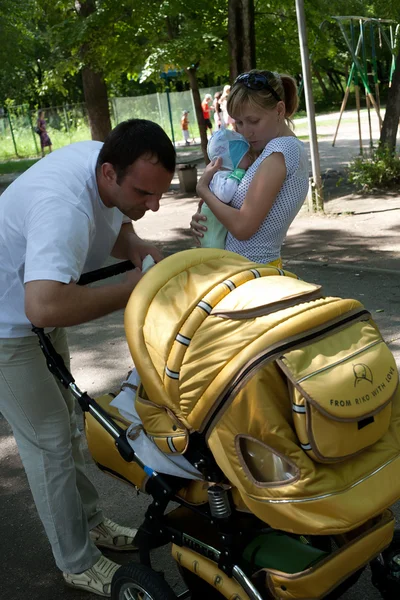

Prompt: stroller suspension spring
[{"left": 208, "top": 484, "right": 232, "bottom": 519}]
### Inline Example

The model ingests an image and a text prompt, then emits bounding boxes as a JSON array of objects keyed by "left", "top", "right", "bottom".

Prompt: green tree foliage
[
  {"left": 2, "top": 0, "right": 400, "bottom": 115},
  {"left": 0, "top": 0, "right": 38, "bottom": 103}
]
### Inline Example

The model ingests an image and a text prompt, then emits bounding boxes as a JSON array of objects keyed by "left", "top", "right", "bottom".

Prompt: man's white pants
[{"left": 0, "top": 328, "right": 102, "bottom": 573}]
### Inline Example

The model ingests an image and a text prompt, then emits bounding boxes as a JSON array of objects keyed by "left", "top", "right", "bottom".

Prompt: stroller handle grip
[{"left": 77, "top": 260, "right": 134, "bottom": 286}]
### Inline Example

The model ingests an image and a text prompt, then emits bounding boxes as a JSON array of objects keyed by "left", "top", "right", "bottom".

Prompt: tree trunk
[
  {"left": 82, "top": 67, "right": 112, "bottom": 141},
  {"left": 228, "top": 0, "right": 256, "bottom": 82},
  {"left": 75, "top": 0, "right": 112, "bottom": 141},
  {"left": 186, "top": 66, "right": 209, "bottom": 163},
  {"left": 380, "top": 46, "right": 400, "bottom": 152}
]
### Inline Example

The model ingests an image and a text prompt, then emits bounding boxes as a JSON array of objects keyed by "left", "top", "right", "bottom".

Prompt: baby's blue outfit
[{"left": 201, "top": 129, "right": 249, "bottom": 249}]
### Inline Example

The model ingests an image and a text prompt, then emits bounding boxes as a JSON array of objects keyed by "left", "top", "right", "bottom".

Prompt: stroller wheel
[
  {"left": 371, "top": 529, "right": 400, "bottom": 599},
  {"left": 111, "top": 563, "right": 177, "bottom": 600}
]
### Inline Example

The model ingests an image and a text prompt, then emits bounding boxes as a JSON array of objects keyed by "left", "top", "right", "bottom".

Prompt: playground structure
[{"left": 328, "top": 16, "right": 399, "bottom": 152}]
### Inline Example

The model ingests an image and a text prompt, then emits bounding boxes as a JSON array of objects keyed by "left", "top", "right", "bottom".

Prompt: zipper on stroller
[{"left": 202, "top": 307, "right": 371, "bottom": 440}]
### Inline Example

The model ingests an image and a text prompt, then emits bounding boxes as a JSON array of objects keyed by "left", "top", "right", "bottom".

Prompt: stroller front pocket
[{"left": 279, "top": 320, "right": 398, "bottom": 463}]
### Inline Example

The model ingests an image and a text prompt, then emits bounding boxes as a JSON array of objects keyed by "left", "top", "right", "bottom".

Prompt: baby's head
[
  {"left": 207, "top": 128, "right": 251, "bottom": 171},
  {"left": 238, "top": 151, "right": 252, "bottom": 170}
]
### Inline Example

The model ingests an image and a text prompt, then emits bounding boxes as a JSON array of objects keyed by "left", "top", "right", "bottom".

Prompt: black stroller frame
[{"left": 32, "top": 261, "right": 400, "bottom": 600}]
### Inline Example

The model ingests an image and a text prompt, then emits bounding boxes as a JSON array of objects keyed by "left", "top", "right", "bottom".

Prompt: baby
[{"left": 200, "top": 128, "right": 252, "bottom": 249}]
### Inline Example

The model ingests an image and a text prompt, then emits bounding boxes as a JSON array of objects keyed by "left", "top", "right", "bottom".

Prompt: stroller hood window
[{"left": 237, "top": 436, "right": 299, "bottom": 486}]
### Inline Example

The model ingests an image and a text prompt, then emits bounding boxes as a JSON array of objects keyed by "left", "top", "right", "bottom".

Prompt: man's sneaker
[
  {"left": 89, "top": 517, "right": 138, "bottom": 551},
  {"left": 63, "top": 555, "right": 120, "bottom": 597}
]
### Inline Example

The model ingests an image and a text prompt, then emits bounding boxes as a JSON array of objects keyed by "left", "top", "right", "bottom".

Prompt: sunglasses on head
[{"left": 234, "top": 72, "right": 281, "bottom": 102}]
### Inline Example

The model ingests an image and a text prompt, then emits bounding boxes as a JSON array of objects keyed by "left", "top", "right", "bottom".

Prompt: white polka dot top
[{"left": 226, "top": 136, "right": 309, "bottom": 263}]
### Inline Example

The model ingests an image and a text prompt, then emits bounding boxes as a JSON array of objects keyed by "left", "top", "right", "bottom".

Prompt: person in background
[
  {"left": 219, "top": 85, "right": 235, "bottom": 129},
  {"left": 181, "top": 109, "right": 190, "bottom": 145},
  {"left": 201, "top": 93, "right": 213, "bottom": 135},
  {"left": 191, "top": 70, "right": 309, "bottom": 269},
  {"left": 213, "top": 91, "right": 223, "bottom": 130},
  {"left": 37, "top": 109, "right": 52, "bottom": 157},
  {"left": 0, "top": 119, "right": 176, "bottom": 598}
]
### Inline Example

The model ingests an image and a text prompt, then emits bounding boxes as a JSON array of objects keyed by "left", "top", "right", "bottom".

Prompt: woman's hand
[
  {"left": 190, "top": 200, "right": 207, "bottom": 247},
  {"left": 196, "top": 157, "right": 223, "bottom": 197}
]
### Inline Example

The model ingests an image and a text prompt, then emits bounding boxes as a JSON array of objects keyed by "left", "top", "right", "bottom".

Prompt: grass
[
  {"left": 0, "top": 105, "right": 382, "bottom": 175},
  {"left": 0, "top": 158, "right": 40, "bottom": 175},
  {"left": 0, "top": 124, "right": 92, "bottom": 174}
]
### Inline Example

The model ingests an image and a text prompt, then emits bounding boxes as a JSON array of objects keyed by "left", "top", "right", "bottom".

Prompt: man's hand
[
  {"left": 123, "top": 267, "right": 143, "bottom": 288},
  {"left": 112, "top": 224, "right": 163, "bottom": 269},
  {"left": 128, "top": 236, "right": 163, "bottom": 268}
]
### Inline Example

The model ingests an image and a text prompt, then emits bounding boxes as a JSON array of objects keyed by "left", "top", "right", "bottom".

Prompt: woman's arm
[{"left": 196, "top": 154, "right": 287, "bottom": 241}]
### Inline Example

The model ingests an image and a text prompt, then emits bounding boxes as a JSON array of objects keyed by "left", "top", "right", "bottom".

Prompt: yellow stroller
[{"left": 36, "top": 249, "right": 400, "bottom": 600}]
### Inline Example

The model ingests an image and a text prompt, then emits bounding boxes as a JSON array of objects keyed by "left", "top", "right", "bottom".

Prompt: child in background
[
  {"left": 181, "top": 110, "right": 190, "bottom": 145},
  {"left": 200, "top": 128, "right": 253, "bottom": 249}
]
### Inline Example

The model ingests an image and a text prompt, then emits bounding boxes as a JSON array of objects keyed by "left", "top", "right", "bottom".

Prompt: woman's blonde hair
[{"left": 227, "top": 70, "right": 299, "bottom": 127}]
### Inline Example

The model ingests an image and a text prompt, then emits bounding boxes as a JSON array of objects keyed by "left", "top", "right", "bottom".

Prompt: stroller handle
[{"left": 77, "top": 260, "right": 134, "bottom": 286}]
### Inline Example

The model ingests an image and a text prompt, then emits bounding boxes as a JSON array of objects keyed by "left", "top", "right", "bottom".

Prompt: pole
[
  {"left": 360, "top": 20, "right": 373, "bottom": 148},
  {"left": 332, "top": 74, "right": 352, "bottom": 147},
  {"left": 26, "top": 106, "right": 39, "bottom": 155},
  {"left": 389, "top": 25, "right": 396, "bottom": 87},
  {"left": 350, "top": 19, "right": 363, "bottom": 154},
  {"left": 156, "top": 92, "right": 164, "bottom": 130},
  {"left": 335, "top": 18, "right": 381, "bottom": 121},
  {"left": 332, "top": 30, "right": 363, "bottom": 146},
  {"left": 165, "top": 84, "right": 175, "bottom": 146},
  {"left": 63, "top": 104, "right": 71, "bottom": 141},
  {"left": 6, "top": 110, "right": 20, "bottom": 158},
  {"left": 370, "top": 23, "right": 382, "bottom": 128},
  {"left": 190, "top": 93, "right": 197, "bottom": 142},
  {"left": 295, "top": 0, "right": 323, "bottom": 211}
]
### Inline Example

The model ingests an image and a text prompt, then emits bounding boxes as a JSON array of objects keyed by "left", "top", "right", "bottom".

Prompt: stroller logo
[{"left": 353, "top": 363, "right": 373, "bottom": 387}]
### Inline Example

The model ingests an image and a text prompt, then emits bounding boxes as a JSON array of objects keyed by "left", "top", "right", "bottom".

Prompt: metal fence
[{"left": 0, "top": 86, "right": 222, "bottom": 160}]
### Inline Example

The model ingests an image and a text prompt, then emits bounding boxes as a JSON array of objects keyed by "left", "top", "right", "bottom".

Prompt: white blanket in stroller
[{"left": 110, "top": 370, "right": 202, "bottom": 481}]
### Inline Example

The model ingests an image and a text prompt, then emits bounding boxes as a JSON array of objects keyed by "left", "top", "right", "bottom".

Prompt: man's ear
[{"left": 101, "top": 162, "right": 117, "bottom": 184}]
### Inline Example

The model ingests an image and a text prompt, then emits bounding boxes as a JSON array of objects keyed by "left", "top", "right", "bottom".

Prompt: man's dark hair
[{"left": 97, "top": 119, "right": 176, "bottom": 182}]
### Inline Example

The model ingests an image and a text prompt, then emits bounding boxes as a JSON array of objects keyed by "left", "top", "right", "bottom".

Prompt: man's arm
[
  {"left": 111, "top": 222, "right": 163, "bottom": 267},
  {"left": 25, "top": 270, "right": 142, "bottom": 329}
]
